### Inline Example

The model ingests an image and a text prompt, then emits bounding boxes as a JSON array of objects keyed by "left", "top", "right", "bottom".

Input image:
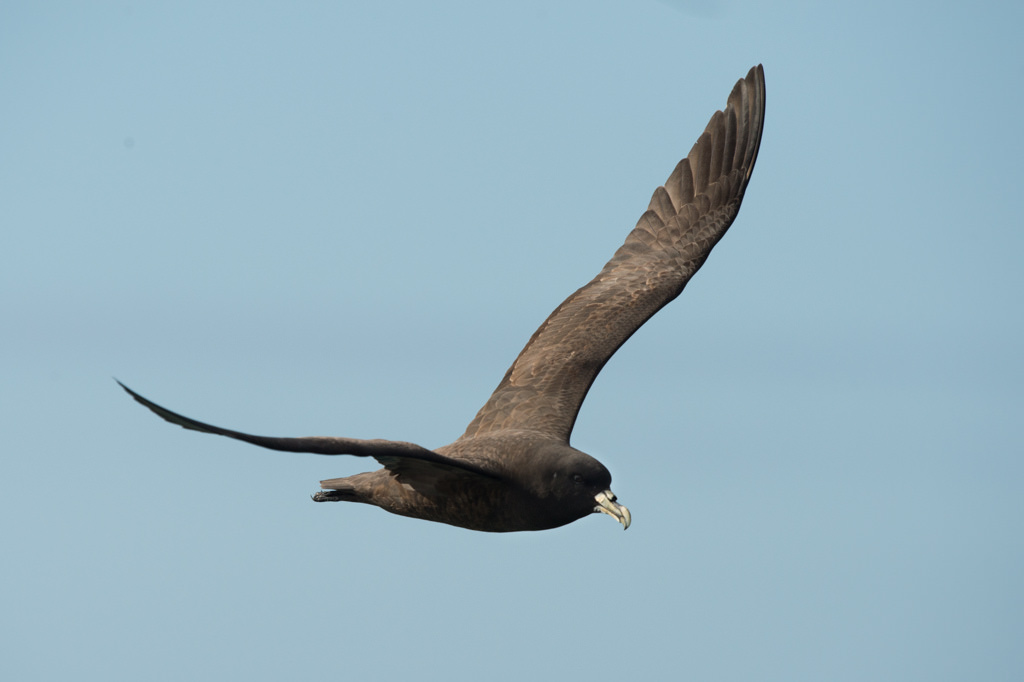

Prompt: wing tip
[{"left": 687, "top": 64, "right": 766, "bottom": 204}]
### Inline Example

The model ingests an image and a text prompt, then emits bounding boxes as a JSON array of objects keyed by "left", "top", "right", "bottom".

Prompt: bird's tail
[{"left": 311, "top": 477, "right": 361, "bottom": 503}]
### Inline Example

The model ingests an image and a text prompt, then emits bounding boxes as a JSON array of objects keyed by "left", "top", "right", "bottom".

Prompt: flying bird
[{"left": 120, "top": 65, "right": 766, "bottom": 532}]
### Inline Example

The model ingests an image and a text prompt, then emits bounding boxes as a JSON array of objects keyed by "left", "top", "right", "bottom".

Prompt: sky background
[{"left": 3, "top": 1, "right": 1022, "bottom": 680}]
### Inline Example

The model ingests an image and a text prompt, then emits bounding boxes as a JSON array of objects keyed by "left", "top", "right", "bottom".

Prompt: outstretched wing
[
  {"left": 460, "top": 65, "right": 766, "bottom": 443},
  {"left": 117, "top": 380, "right": 498, "bottom": 479}
]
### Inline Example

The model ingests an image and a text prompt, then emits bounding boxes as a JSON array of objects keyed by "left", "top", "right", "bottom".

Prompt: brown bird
[{"left": 120, "top": 65, "right": 765, "bottom": 532}]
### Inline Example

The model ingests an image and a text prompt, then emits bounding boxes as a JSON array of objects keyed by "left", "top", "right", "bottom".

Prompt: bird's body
[
  {"left": 120, "top": 65, "right": 766, "bottom": 532},
  {"left": 317, "top": 434, "right": 607, "bottom": 532}
]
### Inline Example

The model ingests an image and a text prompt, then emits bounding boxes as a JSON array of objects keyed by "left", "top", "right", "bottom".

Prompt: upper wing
[
  {"left": 460, "top": 65, "right": 766, "bottom": 443},
  {"left": 117, "top": 380, "right": 499, "bottom": 479}
]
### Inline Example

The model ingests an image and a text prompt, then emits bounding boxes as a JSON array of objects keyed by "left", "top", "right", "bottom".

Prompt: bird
[{"left": 120, "top": 64, "right": 765, "bottom": 533}]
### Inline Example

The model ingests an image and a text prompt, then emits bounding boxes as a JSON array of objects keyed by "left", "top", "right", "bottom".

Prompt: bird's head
[{"left": 522, "top": 443, "right": 631, "bottom": 530}]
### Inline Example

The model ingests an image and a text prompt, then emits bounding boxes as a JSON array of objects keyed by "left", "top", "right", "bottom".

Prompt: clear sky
[{"left": 3, "top": 1, "right": 1022, "bottom": 680}]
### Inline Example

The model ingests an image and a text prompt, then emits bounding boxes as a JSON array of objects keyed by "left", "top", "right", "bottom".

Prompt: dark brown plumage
[{"left": 120, "top": 65, "right": 766, "bottom": 532}]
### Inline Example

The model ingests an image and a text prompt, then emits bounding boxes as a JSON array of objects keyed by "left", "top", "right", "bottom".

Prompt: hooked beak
[{"left": 594, "top": 489, "right": 631, "bottom": 530}]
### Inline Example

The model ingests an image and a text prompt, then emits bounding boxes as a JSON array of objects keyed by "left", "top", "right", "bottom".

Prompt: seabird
[{"left": 120, "top": 65, "right": 765, "bottom": 532}]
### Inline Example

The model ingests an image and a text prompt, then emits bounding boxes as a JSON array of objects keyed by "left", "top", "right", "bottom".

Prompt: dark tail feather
[
  {"left": 312, "top": 476, "right": 362, "bottom": 503},
  {"left": 312, "top": 489, "right": 358, "bottom": 502}
]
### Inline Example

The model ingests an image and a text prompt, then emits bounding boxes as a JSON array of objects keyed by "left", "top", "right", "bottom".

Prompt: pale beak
[{"left": 594, "top": 489, "right": 631, "bottom": 530}]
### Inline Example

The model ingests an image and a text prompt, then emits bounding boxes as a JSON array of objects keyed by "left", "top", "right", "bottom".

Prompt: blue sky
[{"left": 3, "top": 1, "right": 1022, "bottom": 680}]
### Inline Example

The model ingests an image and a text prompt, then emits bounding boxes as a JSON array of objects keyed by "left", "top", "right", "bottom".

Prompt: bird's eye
[{"left": 572, "top": 474, "right": 584, "bottom": 484}]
